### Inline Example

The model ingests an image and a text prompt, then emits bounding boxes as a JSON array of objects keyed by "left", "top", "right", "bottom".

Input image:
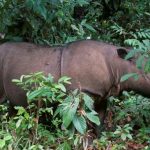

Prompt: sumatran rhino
[{"left": 0, "top": 40, "right": 150, "bottom": 119}]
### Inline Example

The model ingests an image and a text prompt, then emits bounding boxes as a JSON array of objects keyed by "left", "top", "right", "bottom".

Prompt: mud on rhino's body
[{"left": 0, "top": 40, "right": 150, "bottom": 118}]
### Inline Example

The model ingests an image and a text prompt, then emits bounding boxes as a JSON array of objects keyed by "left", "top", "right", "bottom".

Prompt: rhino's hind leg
[
  {"left": 0, "top": 96, "right": 5, "bottom": 104},
  {"left": 8, "top": 103, "right": 17, "bottom": 117},
  {"left": 94, "top": 99, "right": 107, "bottom": 136},
  {"left": 0, "top": 90, "right": 6, "bottom": 104}
]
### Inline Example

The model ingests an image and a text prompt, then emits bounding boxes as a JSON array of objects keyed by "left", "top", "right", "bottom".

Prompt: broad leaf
[
  {"left": 86, "top": 112, "right": 100, "bottom": 126},
  {"left": 127, "top": 134, "right": 132, "bottom": 140},
  {"left": 120, "top": 73, "right": 138, "bottom": 82},
  {"left": 83, "top": 94, "right": 94, "bottom": 111},
  {"left": 144, "top": 59, "right": 150, "bottom": 73},
  {"left": 12, "top": 79, "right": 21, "bottom": 83},
  {"left": 77, "top": 0, "right": 89, "bottom": 6},
  {"left": 71, "top": 24, "right": 79, "bottom": 31},
  {"left": 136, "top": 55, "right": 145, "bottom": 69},
  {"left": 15, "top": 106, "right": 26, "bottom": 115},
  {"left": 73, "top": 114, "right": 87, "bottom": 134},
  {"left": 62, "top": 142, "right": 71, "bottom": 150},
  {"left": 4, "top": 135, "right": 12, "bottom": 141},
  {"left": 121, "top": 133, "right": 127, "bottom": 141},
  {"left": 57, "top": 142, "right": 71, "bottom": 150},
  {"left": 125, "top": 49, "right": 135, "bottom": 60},
  {"left": 27, "top": 88, "right": 44, "bottom": 100},
  {"left": 58, "top": 83, "right": 66, "bottom": 92},
  {"left": 62, "top": 98, "right": 79, "bottom": 128},
  {"left": 54, "top": 105, "right": 64, "bottom": 117},
  {"left": 0, "top": 139, "right": 5, "bottom": 149},
  {"left": 58, "top": 76, "right": 71, "bottom": 84},
  {"left": 16, "top": 118, "right": 23, "bottom": 128},
  {"left": 83, "top": 23, "right": 96, "bottom": 32}
]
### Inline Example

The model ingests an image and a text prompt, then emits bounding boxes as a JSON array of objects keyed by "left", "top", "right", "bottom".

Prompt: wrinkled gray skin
[{"left": 0, "top": 40, "right": 150, "bottom": 123}]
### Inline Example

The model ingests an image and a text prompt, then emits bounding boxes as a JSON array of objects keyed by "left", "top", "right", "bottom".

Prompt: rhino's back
[
  {"left": 4, "top": 42, "right": 61, "bottom": 76},
  {"left": 61, "top": 40, "right": 116, "bottom": 96}
]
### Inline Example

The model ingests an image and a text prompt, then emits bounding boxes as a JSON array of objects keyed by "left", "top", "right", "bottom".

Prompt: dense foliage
[
  {"left": 0, "top": 73, "right": 100, "bottom": 149},
  {"left": 0, "top": 73, "right": 150, "bottom": 149},
  {"left": 0, "top": 0, "right": 149, "bottom": 45},
  {"left": 0, "top": 0, "right": 150, "bottom": 149}
]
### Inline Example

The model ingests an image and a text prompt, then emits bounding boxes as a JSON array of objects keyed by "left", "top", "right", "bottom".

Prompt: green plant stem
[{"left": 35, "top": 99, "right": 42, "bottom": 140}]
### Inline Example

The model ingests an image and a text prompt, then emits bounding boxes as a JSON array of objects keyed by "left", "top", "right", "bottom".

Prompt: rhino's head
[{"left": 116, "top": 47, "right": 148, "bottom": 70}]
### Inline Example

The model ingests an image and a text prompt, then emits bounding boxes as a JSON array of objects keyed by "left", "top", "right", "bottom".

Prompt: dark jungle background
[{"left": 0, "top": 0, "right": 150, "bottom": 149}]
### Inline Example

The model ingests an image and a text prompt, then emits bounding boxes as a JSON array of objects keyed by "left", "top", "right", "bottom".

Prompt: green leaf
[
  {"left": 25, "top": 0, "right": 35, "bottom": 8},
  {"left": 58, "top": 83, "right": 66, "bottom": 92},
  {"left": 127, "top": 134, "right": 132, "bottom": 140},
  {"left": 63, "top": 142, "right": 71, "bottom": 150},
  {"left": 114, "top": 130, "right": 121, "bottom": 135},
  {"left": 74, "top": 136, "right": 79, "bottom": 146},
  {"left": 16, "top": 118, "right": 23, "bottom": 128},
  {"left": 24, "top": 112, "right": 30, "bottom": 120},
  {"left": 144, "top": 59, "right": 150, "bottom": 73},
  {"left": 47, "top": 74, "right": 54, "bottom": 83},
  {"left": 16, "top": 106, "right": 26, "bottom": 115},
  {"left": 71, "top": 24, "right": 79, "bottom": 31},
  {"left": 57, "top": 142, "right": 71, "bottom": 150},
  {"left": 83, "top": 94, "right": 94, "bottom": 111},
  {"left": 27, "top": 88, "right": 44, "bottom": 100},
  {"left": 77, "top": 0, "right": 89, "bottom": 6},
  {"left": 83, "top": 23, "right": 96, "bottom": 32},
  {"left": 136, "top": 55, "right": 144, "bottom": 69},
  {"left": 72, "top": 89, "right": 79, "bottom": 96},
  {"left": 143, "top": 39, "right": 150, "bottom": 47},
  {"left": 4, "top": 135, "right": 12, "bottom": 141},
  {"left": 5, "top": 36, "right": 23, "bottom": 42},
  {"left": 125, "top": 49, "right": 136, "bottom": 60},
  {"left": 0, "top": 139, "right": 5, "bottom": 149},
  {"left": 54, "top": 105, "right": 64, "bottom": 117},
  {"left": 58, "top": 76, "right": 71, "bottom": 84},
  {"left": 86, "top": 112, "right": 100, "bottom": 126},
  {"left": 121, "top": 133, "right": 127, "bottom": 141},
  {"left": 12, "top": 79, "right": 21, "bottom": 83},
  {"left": 124, "top": 39, "right": 141, "bottom": 47},
  {"left": 63, "top": 98, "right": 79, "bottom": 128},
  {"left": 73, "top": 114, "right": 87, "bottom": 134},
  {"left": 120, "top": 73, "right": 138, "bottom": 82},
  {"left": 38, "top": 6, "right": 47, "bottom": 20}
]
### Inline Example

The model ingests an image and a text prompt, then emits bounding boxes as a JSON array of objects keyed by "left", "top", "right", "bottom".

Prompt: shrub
[{"left": 0, "top": 72, "right": 100, "bottom": 149}]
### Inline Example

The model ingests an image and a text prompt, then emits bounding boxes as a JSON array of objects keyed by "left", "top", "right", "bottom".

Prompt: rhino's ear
[{"left": 117, "top": 48, "right": 128, "bottom": 59}]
